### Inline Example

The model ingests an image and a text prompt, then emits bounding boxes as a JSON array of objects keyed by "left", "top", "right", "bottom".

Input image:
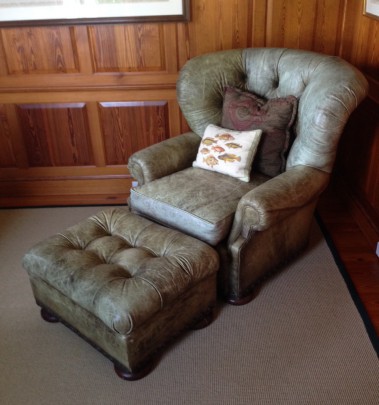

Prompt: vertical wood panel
[
  {"left": 338, "top": 0, "right": 360, "bottom": 61},
  {"left": 4, "top": 104, "right": 29, "bottom": 168},
  {"left": 340, "top": 0, "right": 379, "bottom": 81},
  {"left": 312, "top": 0, "right": 345, "bottom": 55},
  {"left": 267, "top": 0, "right": 318, "bottom": 48},
  {"left": 177, "top": 0, "right": 251, "bottom": 64},
  {"left": 17, "top": 104, "right": 94, "bottom": 166},
  {"left": 89, "top": 24, "right": 165, "bottom": 72},
  {"left": 1, "top": 27, "right": 79, "bottom": 74},
  {"left": 162, "top": 24, "right": 179, "bottom": 73},
  {"left": 250, "top": 0, "right": 268, "bottom": 47},
  {"left": 73, "top": 26, "right": 94, "bottom": 74},
  {"left": 99, "top": 102, "right": 169, "bottom": 165},
  {"left": 86, "top": 102, "right": 106, "bottom": 167},
  {"left": 265, "top": 0, "right": 345, "bottom": 52},
  {"left": 354, "top": 16, "right": 379, "bottom": 80},
  {"left": 0, "top": 104, "right": 16, "bottom": 167},
  {"left": 0, "top": 31, "right": 8, "bottom": 76},
  {"left": 167, "top": 100, "right": 183, "bottom": 137}
]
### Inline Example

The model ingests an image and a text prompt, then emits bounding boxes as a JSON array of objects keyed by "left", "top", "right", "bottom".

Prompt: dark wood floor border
[{"left": 315, "top": 211, "right": 379, "bottom": 357}]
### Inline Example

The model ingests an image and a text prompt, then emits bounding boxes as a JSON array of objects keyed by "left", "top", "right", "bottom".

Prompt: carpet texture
[{"left": 0, "top": 207, "right": 378, "bottom": 405}]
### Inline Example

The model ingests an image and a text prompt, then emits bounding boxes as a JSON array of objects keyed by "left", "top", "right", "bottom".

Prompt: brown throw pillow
[{"left": 221, "top": 86, "right": 298, "bottom": 177}]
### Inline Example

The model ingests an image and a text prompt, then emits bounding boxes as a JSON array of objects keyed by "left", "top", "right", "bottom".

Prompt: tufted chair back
[{"left": 177, "top": 48, "right": 368, "bottom": 174}]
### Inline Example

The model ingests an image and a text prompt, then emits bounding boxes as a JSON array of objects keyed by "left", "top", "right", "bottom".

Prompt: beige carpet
[{"left": 0, "top": 207, "right": 378, "bottom": 405}]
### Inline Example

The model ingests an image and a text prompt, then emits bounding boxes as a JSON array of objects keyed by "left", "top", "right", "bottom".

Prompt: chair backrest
[{"left": 177, "top": 48, "right": 368, "bottom": 173}]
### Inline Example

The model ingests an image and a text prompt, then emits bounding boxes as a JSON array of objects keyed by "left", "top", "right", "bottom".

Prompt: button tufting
[
  {"left": 272, "top": 78, "right": 279, "bottom": 88},
  {"left": 23, "top": 207, "right": 219, "bottom": 340}
]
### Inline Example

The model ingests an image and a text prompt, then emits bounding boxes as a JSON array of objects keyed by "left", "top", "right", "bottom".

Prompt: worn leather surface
[
  {"left": 177, "top": 48, "right": 368, "bottom": 173},
  {"left": 225, "top": 199, "right": 318, "bottom": 300},
  {"left": 23, "top": 208, "right": 219, "bottom": 336},
  {"left": 224, "top": 166, "right": 329, "bottom": 298},
  {"left": 29, "top": 271, "right": 217, "bottom": 372},
  {"left": 130, "top": 167, "right": 270, "bottom": 245},
  {"left": 128, "top": 48, "right": 368, "bottom": 301},
  {"left": 128, "top": 132, "right": 201, "bottom": 185},
  {"left": 228, "top": 165, "right": 330, "bottom": 241}
]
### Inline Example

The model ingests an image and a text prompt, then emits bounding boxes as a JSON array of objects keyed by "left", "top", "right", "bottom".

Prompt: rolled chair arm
[
  {"left": 128, "top": 132, "right": 201, "bottom": 185},
  {"left": 229, "top": 166, "right": 330, "bottom": 242}
]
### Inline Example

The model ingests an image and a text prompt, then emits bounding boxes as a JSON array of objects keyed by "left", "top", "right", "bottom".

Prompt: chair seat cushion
[{"left": 129, "top": 167, "right": 269, "bottom": 246}]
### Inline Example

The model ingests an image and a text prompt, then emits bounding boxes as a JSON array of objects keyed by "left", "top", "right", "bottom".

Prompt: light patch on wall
[{"left": 0, "top": 0, "right": 183, "bottom": 22}]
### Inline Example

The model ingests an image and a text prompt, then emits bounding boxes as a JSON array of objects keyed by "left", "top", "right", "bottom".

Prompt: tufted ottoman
[{"left": 23, "top": 207, "right": 219, "bottom": 380}]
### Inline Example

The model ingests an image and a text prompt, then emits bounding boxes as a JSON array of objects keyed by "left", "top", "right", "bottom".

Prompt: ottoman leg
[
  {"left": 114, "top": 359, "right": 157, "bottom": 381},
  {"left": 39, "top": 303, "right": 156, "bottom": 381},
  {"left": 40, "top": 307, "right": 59, "bottom": 323},
  {"left": 191, "top": 307, "right": 214, "bottom": 330}
]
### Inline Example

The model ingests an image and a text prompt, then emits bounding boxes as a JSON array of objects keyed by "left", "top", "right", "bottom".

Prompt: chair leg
[{"left": 227, "top": 285, "right": 261, "bottom": 306}]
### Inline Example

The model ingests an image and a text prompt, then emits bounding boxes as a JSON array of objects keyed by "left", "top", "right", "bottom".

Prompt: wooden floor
[{"left": 317, "top": 182, "right": 379, "bottom": 339}]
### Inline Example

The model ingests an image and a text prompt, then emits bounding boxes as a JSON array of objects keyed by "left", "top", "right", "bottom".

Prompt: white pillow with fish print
[{"left": 193, "top": 124, "right": 262, "bottom": 182}]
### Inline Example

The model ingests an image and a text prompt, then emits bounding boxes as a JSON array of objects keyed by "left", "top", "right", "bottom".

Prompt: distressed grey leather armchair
[{"left": 128, "top": 48, "right": 368, "bottom": 305}]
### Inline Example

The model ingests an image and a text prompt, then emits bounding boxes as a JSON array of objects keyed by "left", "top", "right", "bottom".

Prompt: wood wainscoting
[
  {"left": 0, "top": 23, "right": 186, "bottom": 206},
  {"left": 0, "top": 0, "right": 378, "bottom": 244}
]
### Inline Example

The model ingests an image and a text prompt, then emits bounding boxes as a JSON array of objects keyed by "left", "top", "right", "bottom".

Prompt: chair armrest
[
  {"left": 127, "top": 132, "right": 201, "bottom": 185},
  {"left": 229, "top": 166, "right": 330, "bottom": 241}
]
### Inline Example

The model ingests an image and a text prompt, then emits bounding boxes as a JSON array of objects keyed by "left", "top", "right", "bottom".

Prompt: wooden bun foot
[
  {"left": 40, "top": 307, "right": 60, "bottom": 323},
  {"left": 227, "top": 285, "right": 261, "bottom": 306},
  {"left": 191, "top": 308, "right": 214, "bottom": 330},
  {"left": 114, "top": 361, "right": 155, "bottom": 381}
]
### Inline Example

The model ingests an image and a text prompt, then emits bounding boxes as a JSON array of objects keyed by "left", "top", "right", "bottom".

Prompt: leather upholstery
[
  {"left": 128, "top": 132, "right": 201, "bottom": 186},
  {"left": 23, "top": 208, "right": 219, "bottom": 335},
  {"left": 130, "top": 167, "right": 270, "bottom": 245},
  {"left": 177, "top": 48, "right": 368, "bottom": 173},
  {"left": 23, "top": 208, "right": 219, "bottom": 375},
  {"left": 128, "top": 48, "right": 368, "bottom": 302}
]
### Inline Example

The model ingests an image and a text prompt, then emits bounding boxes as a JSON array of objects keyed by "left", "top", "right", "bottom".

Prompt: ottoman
[{"left": 23, "top": 207, "right": 219, "bottom": 380}]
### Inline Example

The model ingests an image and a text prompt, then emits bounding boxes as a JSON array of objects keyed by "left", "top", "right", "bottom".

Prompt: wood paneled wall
[{"left": 0, "top": 0, "right": 378, "bottom": 242}]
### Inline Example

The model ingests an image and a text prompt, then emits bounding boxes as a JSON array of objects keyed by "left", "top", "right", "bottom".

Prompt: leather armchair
[{"left": 128, "top": 48, "right": 368, "bottom": 305}]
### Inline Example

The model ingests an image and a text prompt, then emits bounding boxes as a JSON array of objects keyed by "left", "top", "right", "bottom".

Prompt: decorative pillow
[
  {"left": 221, "top": 86, "right": 298, "bottom": 177},
  {"left": 193, "top": 124, "right": 262, "bottom": 182}
]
